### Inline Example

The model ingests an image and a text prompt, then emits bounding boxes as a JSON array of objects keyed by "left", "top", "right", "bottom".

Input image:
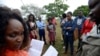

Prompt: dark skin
[
  {"left": 66, "top": 13, "right": 72, "bottom": 29},
  {"left": 29, "top": 16, "right": 33, "bottom": 21},
  {"left": 5, "top": 19, "right": 24, "bottom": 50},
  {"left": 78, "top": 11, "right": 83, "bottom": 18},
  {"left": 38, "top": 17, "right": 42, "bottom": 22},
  {"left": 89, "top": 0, "right": 100, "bottom": 20}
]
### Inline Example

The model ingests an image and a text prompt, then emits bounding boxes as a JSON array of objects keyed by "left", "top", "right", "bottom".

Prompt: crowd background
[{"left": 0, "top": 0, "right": 99, "bottom": 55}]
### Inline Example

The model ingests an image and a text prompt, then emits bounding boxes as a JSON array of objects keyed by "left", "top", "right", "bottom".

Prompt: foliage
[
  {"left": 73, "top": 5, "right": 90, "bottom": 16},
  {"left": 43, "top": 0, "right": 69, "bottom": 17},
  {"left": 21, "top": 4, "right": 46, "bottom": 18}
]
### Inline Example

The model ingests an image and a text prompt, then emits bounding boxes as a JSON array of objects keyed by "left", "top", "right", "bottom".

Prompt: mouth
[{"left": 14, "top": 43, "right": 22, "bottom": 49}]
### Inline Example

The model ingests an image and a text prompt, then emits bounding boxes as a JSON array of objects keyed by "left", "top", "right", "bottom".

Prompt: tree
[
  {"left": 73, "top": 5, "right": 90, "bottom": 16},
  {"left": 43, "top": 0, "right": 69, "bottom": 17},
  {"left": 21, "top": 4, "right": 46, "bottom": 18}
]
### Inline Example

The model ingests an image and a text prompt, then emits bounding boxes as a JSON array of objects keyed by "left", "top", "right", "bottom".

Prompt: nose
[{"left": 16, "top": 35, "right": 23, "bottom": 43}]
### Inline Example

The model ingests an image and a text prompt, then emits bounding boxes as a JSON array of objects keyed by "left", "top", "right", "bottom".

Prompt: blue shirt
[
  {"left": 74, "top": 16, "right": 86, "bottom": 31},
  {"left": 36, "top": 20, "right": 45, "bottom": 29},
  {"left": 64, "top": 20, "right": 75, "bottom": 36}
]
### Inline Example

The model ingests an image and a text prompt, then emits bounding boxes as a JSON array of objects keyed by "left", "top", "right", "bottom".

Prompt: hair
[
  {"left": 67, "top": 11, "right": 73, "bottom": 16},
  {"left": 47, "top": 17, "right": 52, "bottom": 22},
  {"left": 28, "top": 13, "right": 36, "bottom": 22},
  {"left": 0, "top": 6, "right": 29, "bottom": 55},
  {"left": 62, "top": 13, "right": 67, "bottom": 18},
  {"left": 27, "top": 14, "right": 37, "bottom": 31},
  {"left": 12, "top": 9, "right": 22, "bottom": 17}
]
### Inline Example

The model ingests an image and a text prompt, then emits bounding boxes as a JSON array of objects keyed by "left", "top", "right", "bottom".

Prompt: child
[
  {"left": 47, "top": 18, "right": 56, "bottom": 45},
  {"left": 0, "top": 6, "right": 29, "bottom": 56}
]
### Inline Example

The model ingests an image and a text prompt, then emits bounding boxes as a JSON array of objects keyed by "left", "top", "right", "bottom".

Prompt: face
[
  {"left": 29, "top": 16, "right": 33, "bottom": 21},
  {"left": 89, "top": 0, "right": 100, "bottom": 24},
  {"left": 67, "top": 13, "right": 72, "bottom": 20},
  {"left": 39, "top": 17, "right": 41, "bottom": 21},
  {"left": 78, "top": 11, "right": 83, "bottom": 18},
  {"left": 49, "top": 20, "right": 52, "bottom": 23},
  {"left": 5, "top": 19, "right": 24, "bottom": 50}
]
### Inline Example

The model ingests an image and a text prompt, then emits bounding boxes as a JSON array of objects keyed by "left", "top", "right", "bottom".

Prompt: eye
[
  {"left": 8, "top": 33, "right": 17, "bottom": 37},
  {"left": 20, "top": 32, "right": 24, "bottom": 35}
]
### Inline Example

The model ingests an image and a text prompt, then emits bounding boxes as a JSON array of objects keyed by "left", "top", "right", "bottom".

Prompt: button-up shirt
[{"left": 36, "top": 20, "right": 45, "bottom": 29}]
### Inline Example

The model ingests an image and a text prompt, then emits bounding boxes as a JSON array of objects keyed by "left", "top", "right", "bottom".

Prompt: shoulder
[
  {"left": 74, "top": 17, "right": 78, "bottom": 21},
  {"left": 82, "top": 16, "right": 86, "bottom": 19},
  {"left": 20, "top": 50, "right": 29, "bottom": 56},
  {"left": 5, "top": 49, "right": 29, "bottom": 56}
]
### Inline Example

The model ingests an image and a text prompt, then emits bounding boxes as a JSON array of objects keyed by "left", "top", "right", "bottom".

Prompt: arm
[
  {"left": 81, "top": 20, "right": 86, "bottom": 34},
  {"left": 53, "top": 24, "right": 56, "bottom": 31},
  {"left": 42, "top": 21, "right": 46, "bottom": 27},
  {"left": 47, "top": 25, "right": 49, "bottom": 31},
  {"left": 69, "top": 21, "right": 76, "bottom": 31}
]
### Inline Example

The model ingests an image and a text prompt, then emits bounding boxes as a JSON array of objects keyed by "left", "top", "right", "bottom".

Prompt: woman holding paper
[{"left": 0, "top": 6, "right": 29, "bottom": 56}]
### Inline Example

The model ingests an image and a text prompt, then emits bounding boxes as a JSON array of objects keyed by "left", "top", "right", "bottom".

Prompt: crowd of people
[{"left": 0, "top": 0, "right": 100, "bottom": 56}]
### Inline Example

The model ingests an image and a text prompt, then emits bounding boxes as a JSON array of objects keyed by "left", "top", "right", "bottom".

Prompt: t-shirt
[
  {"left": 47, "top": 24, "right": 54, "bottom": 30},
  {"left": 77, "top": 18, "right": 82, "bottom": 25},
  {"left": 5, "top": 49, "right": 29, "bottom": 56}
]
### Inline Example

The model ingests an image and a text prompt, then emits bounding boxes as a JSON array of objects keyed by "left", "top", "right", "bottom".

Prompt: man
[
  {"left": 36, "top": 17, "right": 47, "bottom": 44},
  {"left": 64, "top": 12, "right": 75, "bottom": 56},
  {"left": 74, "top": 11, "right": 86, "bottom": 49},
  {"left": 76, "top": 0, "right": 100, "bottom": 56}
]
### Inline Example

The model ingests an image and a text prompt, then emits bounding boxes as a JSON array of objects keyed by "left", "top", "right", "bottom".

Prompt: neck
[{"left": 68, "top": 19, "right": 71, "bottom": 21}]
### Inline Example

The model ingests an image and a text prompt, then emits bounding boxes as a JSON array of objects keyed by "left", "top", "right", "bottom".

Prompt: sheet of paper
[
  {"left": 43, "top": 45, "right": 58, "bottom": 56},
  {"left": 28, "top": 48, "right": 41, "bottom": 56},
  {"left": 30, "top": 39, "right": 44, "bottom": 53},
  {"left": 29, "top": 39, "right": 44, "bottom": 56}
]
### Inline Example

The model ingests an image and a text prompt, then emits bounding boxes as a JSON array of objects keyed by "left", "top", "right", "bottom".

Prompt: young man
[
  {"left": 36, "top": 17, "right": 47, "bottom": 44},
  {"left": 64, "top": 12, "right": 75, "bottom": 56},
  {"left": 74, "top": 11, "right": 86, "bottom": 49}
]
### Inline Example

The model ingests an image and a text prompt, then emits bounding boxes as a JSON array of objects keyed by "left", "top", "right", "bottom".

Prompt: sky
[{"left": 0, "top": 0, "right": 88, "bottom": 12}]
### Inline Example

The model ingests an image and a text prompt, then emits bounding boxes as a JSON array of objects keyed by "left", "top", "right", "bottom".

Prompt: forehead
[
  {"left": 7, "top": 19, "right": 24, "bottom": 31},
  {"left": 67, "top": 13, "right": 71, "bottom": 16}
]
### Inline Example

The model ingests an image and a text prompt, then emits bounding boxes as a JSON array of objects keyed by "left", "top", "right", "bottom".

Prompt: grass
[{"left": 41, "top": 21, "right": 78, "bottom": 56}]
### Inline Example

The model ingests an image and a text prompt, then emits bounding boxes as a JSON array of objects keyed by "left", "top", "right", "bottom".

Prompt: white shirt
[{"left": 77, "top": 18, "right": 82, "bottom": 25}]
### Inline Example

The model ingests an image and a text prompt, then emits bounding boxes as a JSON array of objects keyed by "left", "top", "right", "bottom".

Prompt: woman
[
  {"left": 47, "top": 18, "right": 56, "bottom": 45},
  {"left": 81, "top": 17, "right": 95, "bottom": 41},
  {"left": 27, "top": 14, "right": 37, "bottom": 39},
  {"left": 0, "top": 6, "right": 29, "bottom": 56}
]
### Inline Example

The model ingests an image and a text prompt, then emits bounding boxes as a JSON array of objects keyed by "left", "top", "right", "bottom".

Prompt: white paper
[
  {"left": 43, "top": 45, "right": 58, "bottom": 56},
  {"left": 29, "top": 48, "right": 41, "bottom": 56},
  {"left": 28, "top": 39, "right": 44, "bottom": 56}
]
